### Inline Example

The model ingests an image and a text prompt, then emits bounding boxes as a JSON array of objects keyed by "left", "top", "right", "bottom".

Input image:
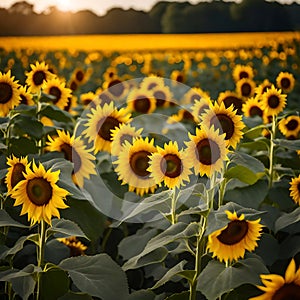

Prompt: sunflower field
[{"left": 0, "top": 32, "right": 300, "bottom": 300}]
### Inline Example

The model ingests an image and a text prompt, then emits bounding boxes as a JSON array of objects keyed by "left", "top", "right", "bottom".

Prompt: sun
[{"left": 56, "top": 0, "right": 72, "bottom": 12}]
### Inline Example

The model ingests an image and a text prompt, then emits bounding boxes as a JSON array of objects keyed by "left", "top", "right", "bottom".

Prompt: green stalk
[
  {"left": 170, "top": 188, "right": 178, "bottom": 224},
  {"left": 268, "top": 115, "right": 277, "bottom": 188}
]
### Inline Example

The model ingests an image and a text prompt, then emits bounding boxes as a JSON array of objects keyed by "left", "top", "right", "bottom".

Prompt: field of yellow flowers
[{"left": 0, "top": 32, "right": 300, "bottom": 300}]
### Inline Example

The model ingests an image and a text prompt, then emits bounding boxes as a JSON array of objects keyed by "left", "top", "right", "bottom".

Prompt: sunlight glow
[{"left": 55, "top": 0, "right": 72, "bottom": 12}]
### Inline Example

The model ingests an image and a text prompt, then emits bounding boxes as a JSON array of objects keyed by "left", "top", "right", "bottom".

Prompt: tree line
[{"left": 0, "top": 0, "right": 299, "bottom": 35}]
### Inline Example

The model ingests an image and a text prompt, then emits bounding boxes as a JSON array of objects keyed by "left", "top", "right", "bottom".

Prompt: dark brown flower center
[
  {"left": 241, "top": 82, "right": 252, "bottom": 97},
  {"left": 0, "top": 82, "right": 13, "bottom": 104},
  {"left": 286, "top": 119, "right": 299, "bottom": 131},
  {"left": 217, "top": 220, "right": 248, "bottom": 245},
  {"left": 32, "top": 70, "right": 46, "bottom": 86},
  {"left": 148, "top": 82, "right": 158, "bottom": 90},
  {"left": 97, "top": 116, "right": 121, "bottom": 141},
  {"left": 176, "top": 74, "right": 184, "bottom": 83},
  {"left": 130, "top": 150, "right": 151, "bottom": 177},
  {"left": 262, "top": 85, "right": 272, "bottom": 94},
  {"left": 196, "top": 138, "right": 221, "bottom": 165},
  {"left": 26, "top": 177, "right": 53, "bottom": 206},
  {"left": 82, "top": 98, "right": 93, "bottom": 106},
  {"left": 280, "top": 77, "right": 291, "bottom": 90},
  {"left": 108, "top": 79, "right": 124, "bottom": 97},
  {"left": 272, "top": 283, "right": 300, "bottom": 300},
  {"left": 268, "top": 95, "right": 280, "bottom": 109},
  {"left": 20, "top": 94, "right": 28, "bottom": 105},
  {"left": 210, "top": 114, "right": 235, "bottom": 140},
  {"left": 239, "top": 71, "right": 249, "bottom": 79},
  {"left": 75, "top": 70, "right": 84, "bottom": 82},
  {"left": 160, "top": 154, "right": 182, "bottom": 178},
  {"left": 223, "top": 96, "right": 243, "bottom": 115},
  {"left": 49, "top": 86, "right": 62, "bottom": 104},
  {"left": 133, "top": 97, "right": 151, "bottom": 113},
  {"left": 153, "top": 91, "right": 166, "bottom": 107},
  {"left": 297, "top": 183, "right": 300, "bottom": 193},
  {"left": 249, "top": 106, "right": 263, "bottom": 117},
  {"left": 11, "top": 163, "right": 26, "bottom": 188},
  {"left": 60, "top": 143, "right": 82, "bottom": 174},
  {"left": 70, "top": 81, "right": 78, "bottom": 91}
]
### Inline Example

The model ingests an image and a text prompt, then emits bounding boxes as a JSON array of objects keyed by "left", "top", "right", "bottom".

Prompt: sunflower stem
[
  {"left": 268, "top": 115, "right": 277, "bottom": 188},
  {"left": 171, "top": 188, "right": 178, "bottom": 224},
  {"left": 218, "top": 177, "right": 227, "bottom": 209},
  {"left": 36, "top": 220, "right": 47, "bottom": 300}
]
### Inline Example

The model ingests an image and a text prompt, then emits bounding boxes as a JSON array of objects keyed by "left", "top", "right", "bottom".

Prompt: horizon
[{"left": 1, "top": 0, "right": 300, "bottom": 16}]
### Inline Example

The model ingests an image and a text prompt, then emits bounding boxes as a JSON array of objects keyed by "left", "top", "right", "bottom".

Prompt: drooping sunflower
[
  {"left": 260, "top": 85, "right": 287, "bottom": 116},
  {"left": 148, "top": 141, "right": 192, "bottom": 189},
  {"left": 250, "top": 258, "right": 300, "bottom": 300},
  {"left": 201, "top": 102, "right": 245, "bottom": 149},
  {"left": 47, "top": 130, "right": 96, "bottom": 188},
  {"left": 289, "top": 175, "right": 300, "bottom": 205},
  {"left": 9, "top": 161, "right": 69, "bottom": 226},
  {"left": 185, "top": 126, "right": 228, "bottom": 177},
  {"left": 42, "top": 77, "right": 72, "bottom": 110},
  {"left": 191, "top": 96, "right": 213, "bottom": 122},
  {"left": 278, "top": 115, "right": 300, "bottom": 139},
  {"left": 235, "top": 78, "right": 256, "bottom": 99},
  {"left": 0, "top": 70, "right": 21, "bottom": 117},
  {"left": 242, "top": 96, "right": 263, "bottom": 118},
  {"left": 25, "top": 61, "right": 54, "bottom": 94},
  {"left": 182, "top": 87, "right": 210, "bottom": 105},
  {"left": 58, "top": 236, "right": 87, "bottom": 256},
  {"left": 232, "top": 64, "right": 254, "bottom": 82},
  {"left": 18, "top": 85, "right": 34, "bottom": 106},
  {"left": 126, "top": 88, "right": 156, "bottom": 114},
  {"left": 110, "top": 123, "right": 143, "bottom": 156},
  {"left": 207, "top": 210, "right": 263, "bottom": 263},
  {"left": 113, "top": 137, "right": 157, "bottom": 196},
  {"left": 276, "top": 71, "right": 295, "bottom": 93},
  {"left": 6, "top": 155, "right": 30, "bottom": 193},
  {"left": 83, "top": 102, "right": 131, "bottom": 154},
  {"left": 255, "top": 79, "right": 273, "bottom": 98},
  {"left": 217, "top": 91, "right": 243, "bottom": 115}
]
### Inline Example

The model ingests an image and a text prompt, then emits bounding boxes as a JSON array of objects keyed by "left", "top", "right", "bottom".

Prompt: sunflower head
[
  {"left": 255, "top": 79, "right": 273, "bottom": 98},
  {"left": 103, "top": 77, "right": 128, "bottom": 100},
  {"left": 242, "top": 96, "right": 263, "bottom": 118},
  {"left": 170, "top": 70, "right": 186, "bottom": 83},
  {"left": 58, "top": 236, "right": 87, "bottom": 256},
  {"left": 235, "top": 78, "right": 256, "bottom": 99},
  {"left": 18, "top": 85, "right": 34, "bottom": 106},
  {"left": 232, "top": 64, "right": 254, "bottom": 82},
  {"left": 9, "top": 161, "right": 69, "bottom": 226},
  {"left": 207, "top": 210, "right": 263, "bottom": 263},
  {"left": 278, "top": 115, "right": 300, "bottom": 139},
  {"left": 126, "top": 88, "right": 156, "bottom": 114},
  {"left": 261, "top": 85, "right": 287, "bottom": 116},
  {"left": 276, "top": 71, "right": 295, "bottom": 93},
  {"left": 217, "top": 91, "right": 243, "bottom": 115},
  {"left": 289, "top": 175, "right": 300, "bottom": 206},
  {"left": 182, "top": 87, "right": 210, "bottom": 105}
]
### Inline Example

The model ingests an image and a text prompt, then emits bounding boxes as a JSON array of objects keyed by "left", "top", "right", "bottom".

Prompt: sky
[{"left": 1, "top": 0, "right": 300, "bottom": 16}]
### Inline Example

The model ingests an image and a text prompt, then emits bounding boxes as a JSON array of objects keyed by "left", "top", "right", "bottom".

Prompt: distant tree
[
  {"left": 8, "top": 1, "right": 34, "bottom": 15},
  {"left": 149, "top": 1, "right": 169, "bottom": 32}
]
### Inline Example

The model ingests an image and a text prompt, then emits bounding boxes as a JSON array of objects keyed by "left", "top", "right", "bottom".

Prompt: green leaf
[
  {"left": 239, "top": 140, "right": 269, "bottom": 152},
  {"left": 0, "top": 209, "right": 28, "bottom": 228},
  {"left": 255, "top": 234, "right": 279, "bottom": 266},
  {"left": 165, "top": 291, "right": 191, "bottom": 300},
  {"left": 273, "top": 139, "right": 300, "bottom": 151},
  {"left": 40, "top": 267, "right": 70, "bottom": 300},
  {"left": 197, "top": 257, "right": 269, "bottom": 299},
  {"left": 59, "top": 254, "right": 129, "bottom": 299},
  {"left": 11, "top": 115, "right": 44, "bottom": 139},
  {"left": 8, "top": 137, "right": 38, "bottom": 156},
  {"left": 224, "top": 180, "right": 269, "bottom": 209},
  {"left": 127, "top": 289, "right": 156, "bottom": 300},
  {"left": 275, "top": 207, "right": 300, "bottom": 233},
  {"left": 58, "top": 292, "right": 93, "bottom": 300},
  {"left": 243, "top": 124, "right": 265, "bottom": 140},
  {"left": 152, "top": 261, "right": 193, "bottom": 289},
  {"left": 224, "top": 165, "right": 263, "bottom": 185},
  {"left": 39, "top": 104, "right": 73, "bottom": 123},
  {"left": 123, "top": 222, "right": 199, "bottom": 271}
]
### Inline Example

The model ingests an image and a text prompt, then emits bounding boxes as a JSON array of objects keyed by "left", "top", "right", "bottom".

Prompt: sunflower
[
  {"left": 47, "top": 130, "right": 96, "bottom": 188},
  {"left": 191, "top": 96, "right": 213, "bottom": 122},
  {"left": 18, "top": 85, "right": 34, "bottom": 106},
  {"left": 58, "top": 236, "right": 87, "bottom": 256},
  {"left": 25, "top": 61, "right": 54, "bottom": 94},
  {"left": 6, "top": 155, "right": 30, "bottom": 193},
  {"left": 42, "top": 77, "right": 72, "bottom": 110},
  {"left": 207, "top": 210, "right": 263, "bottom": 263},
  {"left": 102, "top": 77, "right": 128, "bottom": 100},
  {"left": 97, "top": 91, "right": 114, "bottom": 107},
  {"left": 126, "top": 88, "right": 156, "bottom": 114},
  {"left": 260, "top": 85, "right": 287, "bottom": 116},
  {"left": 113, "top": 137, "right": 157, "bottom": 196},
  {"left": 152, "top": 85, "right": 173, "bottom": 108},
  {"left": 9, "top": 161, "right": 69, "bottom": 226},
  {"left": 289, "top": 175, "right": 300, "bottom": 205},
  {"left": 170, "top": 70, "right": 186, "bottom": 83},
  {"left": 110, "top": 123, "right": 143, "bottom": 156},
  {"left": 276, "top": 71, "right": 295, "bottom": 93},
  {"left": 72, "top": 67, "right": 89, "bottom": 85},
  {"left": 182, "top": 87, "right": 210, "bottom": 105},
  {"left": 148, "top": 141, "right": 192, "bottom": 189},
  {"left": 250, "top": 258, "right": 300, "bottom": 300},
  {"left": 255, "top": 79, "right": 273, "bottom": 98},
  {"left": 242, "top": 96, "right": 263, "bottom": 118},
  {"left": 232, "top": 64, "right": 254, "bottom": 82},
  {"left": 0, "top": 70, "right": 21, "bottom": 117},
  {"left": 83, "top": 102, "right": 131, "bottom": 154},
  {"left": 185, "top": 126, "right": 228, "bottom": 177},
  {"left": 201, "top": 102, "right": 245, "bottom": 149},
  {"left": 139, "top": 75, "right": 165, "bottom": 91},
  {"left": 167, "top": 109, "right": 197, "bottom": 125},
  {"left": 217, "top": 91, "right": 243, "bottom": 115},
  {"left": 64, "top": 95, "right": 78, "bottom": 115},
  {"left": 236, "top": 78, "right": 256, "bottom": 99},
  {"left": 278, "top": 115, "right": 300, "bottom": 139},
  {"left": 80, "top": 92, "right": 96, "bottom": 107},
  {"left": 103, "top": 66, "right": 118, "bottom": 82}
]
